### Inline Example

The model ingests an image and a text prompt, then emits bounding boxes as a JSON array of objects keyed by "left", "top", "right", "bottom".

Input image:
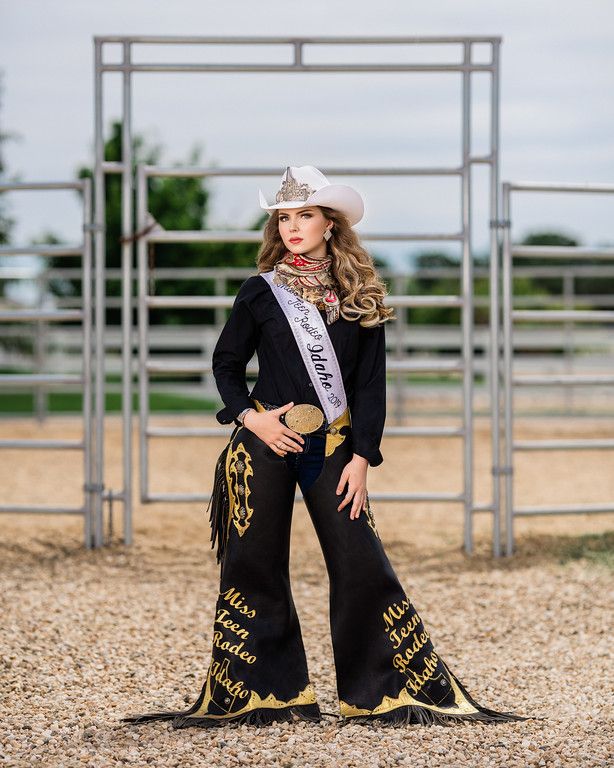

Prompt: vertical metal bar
[
  {"left": 214, "top": 275, "right": 225, "bottom": 328},
  {"left": 212, "top": 275, "right": 224, "bottom": 399},
  {"left": 82, "top": 178, "right": 93, "bottom": 548},
  {"left": 461, "top": 42, "right": 474, "bottom": 554},
  {"left": 121, "top": 41, "right": 134, "bottom": 545},
  {"left": 136, "top": 166, "right": 150, "bottom": 503},
  {"left": 34, "top": 273, "right": 47, "bottom": 422},
  {"left": 293, "top": 40, "right": 303, "bottom": 67},
  {"left": 93, "top": 38, "right": 105, "bottom": 548},
  {"left": 34, "top": 317, "right": 44, "bottom": 422},
  {"left": 393, "top": 273, "right": 405, "bottom": 425},
  {"left": 41, "top": 270, "right": 51, "bottom": 420},
  {"left": 501, "top": 184, "right": 514, "bottom": 556},
  {"left": 489, "top": 40, "right": 502, "bottom": 557},
  {"left": 563, "top": 270, "right": 574, "bottom": 413}
]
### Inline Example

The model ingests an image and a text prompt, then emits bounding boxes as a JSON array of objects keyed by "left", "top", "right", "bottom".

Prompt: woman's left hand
[{"left": 336, "top": 454, "right": 369, "bottom": 519}]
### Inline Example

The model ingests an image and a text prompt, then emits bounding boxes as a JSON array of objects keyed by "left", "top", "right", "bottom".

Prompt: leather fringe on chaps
[
  {"left": 338, "top": 660, "right": 535, "bottom": 728},
  {"left": 205, "top": 425, "right": 239, "bottom": 566},
  {"left": 120, "top": 703, "right": 324, "bottom": 730},
  {"left": 121, "top": 423, "right": 536, "bottom": 731},
  {"left": 119, "top": 661, "right": 535, "bottom": 730}
]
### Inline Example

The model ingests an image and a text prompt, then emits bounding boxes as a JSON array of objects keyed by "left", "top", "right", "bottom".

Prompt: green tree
[
  {"left": 51, "top": 120, "right": 265, "bottom": 325},
  {"left": 405, "top": 250, "right": 489, "bottom": 325},
  {"left": 516, "top": 231, "right": 578, "bottom": 295},
  {"left": 517, "top": 231, "right": 614, "bottom": 301}
]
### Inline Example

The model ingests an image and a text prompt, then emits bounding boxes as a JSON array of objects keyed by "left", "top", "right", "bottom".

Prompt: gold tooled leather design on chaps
[
  {"left": 226, "top": 440, "right": 254, "bottom": 538},
  {"left": 121, "top": 421, "right": 534, "bottom": 728}
]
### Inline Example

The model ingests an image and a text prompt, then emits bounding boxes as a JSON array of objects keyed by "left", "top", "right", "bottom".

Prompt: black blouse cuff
[
  {"left": 352, "top": 447, "right": 384, "bottom": 468},
  {"left": 215, "top": 397, "right": 256, "bottom": 425}
]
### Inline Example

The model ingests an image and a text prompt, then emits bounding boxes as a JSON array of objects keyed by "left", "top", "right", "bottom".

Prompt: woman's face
[{"left": 277, "top": 206, "right": 333, "bottom": 258}]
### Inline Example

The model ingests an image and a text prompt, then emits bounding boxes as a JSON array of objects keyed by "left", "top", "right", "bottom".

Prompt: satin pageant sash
[{"left": 260, "top": 270, "right": 347, "bottom": 426}]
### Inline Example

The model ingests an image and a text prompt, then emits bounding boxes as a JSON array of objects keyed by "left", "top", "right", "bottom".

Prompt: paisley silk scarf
[{"left": 272, "top": 250, "right": 340, "bottom": 324}]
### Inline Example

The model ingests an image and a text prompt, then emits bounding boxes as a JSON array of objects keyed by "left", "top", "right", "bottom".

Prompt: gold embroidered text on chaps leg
[
  {"left": 120, "top": 425, "right": 322, "bottom": 728},
  {"left": 301, "top": 424, "right": 532, "bottom": 727}
]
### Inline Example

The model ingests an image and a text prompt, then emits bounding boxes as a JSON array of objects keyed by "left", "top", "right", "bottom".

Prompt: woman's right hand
[{"left": 243, "top": 401, "right": 305, "bottom": 457}]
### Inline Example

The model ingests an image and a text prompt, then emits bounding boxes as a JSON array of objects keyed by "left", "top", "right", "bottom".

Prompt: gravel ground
[{"left": 1, "top": 415, "right": 613, "bottom": 768}]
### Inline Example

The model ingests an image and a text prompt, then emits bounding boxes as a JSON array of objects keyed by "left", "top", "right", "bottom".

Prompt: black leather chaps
[{"left": 121, "top": 413, "right": 532, "bottom": 729}]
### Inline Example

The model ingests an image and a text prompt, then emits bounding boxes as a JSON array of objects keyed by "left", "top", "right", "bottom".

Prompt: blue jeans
[{"left": 283, "top": 431, "right": 326, "bottom": 495}]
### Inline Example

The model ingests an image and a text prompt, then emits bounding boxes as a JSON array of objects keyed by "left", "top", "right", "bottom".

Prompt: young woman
[{"left": 121, "top": 166, "right": 529, "bottom": 729}]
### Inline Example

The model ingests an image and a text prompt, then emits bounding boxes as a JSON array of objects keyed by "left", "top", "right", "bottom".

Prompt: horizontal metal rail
[
  {"left": 0, "top": 181, "right": 84, "bottom": 192},
  {"left": 13, "top": 264, "right": 614, "bottom": 281},
  {"left": 50, "top": 293, "right": 614, "bottom": 311},
  {"left": 96, "top": 34, "right": 502, "bottom": 44},
  {"left": 145, "top": 360, "right": 214, "bottom": 375},
  {"left": 145, "top": 491, "right": 467, "bottom": 504},
  {"left": 145, "top": 425, "right": 465, "bottom": 439},
  {"left": 148, "top": 230, "right": 464, "bottom": 244},
  {"left": 0, "top": 439, "right": 84, "bottom": 450},
  {"left": 146, "top": 296, "right": 254, "bottom": 309},
  {"left": 0, "top": 310, "right": 83, "bottom": 322},
  {"left": 512, "top": 246, "right": 614, "bottom": 259},
  {"left": 515, "top": 503, "right": 614, "bottom": 516},
  {"left": 513, "top": 374, "right": 614, "bottom": 386},
  {"left": 0, "top": 505, "right": 85, "bottom": 515},
  {"left": 102, "top": 159, "right": 494, "bottom": 176},
  {"left": 392, "top": 296, "right": 464, "bottom": 308},
  {"left": 391, "top": 360, "right": 463, "bottom": 372},
  {"left": 145, "top": 164, "right": 467, "bottom": 178},
  {"left": 384, "top": 426, "right": 464, "bottom": 437},
  {"left": 146, "top": 427, "right": 237, "bottom": 438},
  {"left": 102, "top": 63, "right": 493, "bottom": 74},
  {"left": 144, "top": 358, "right": 464, "bottom": 375},
  {"left": 514, "top": 439, "right": 614, "bottom": 451},
  {"left": 506, "top": 181, "right": 614, "bottom": 194},
  {"left": 0, "top": 246, "right": 83, "bottom": 257},
  {"left": 145, "top": 294, "right": 464, "bottom": 309},
  {"left": 0, "top": 374, "right": 83, "bottom": 387},
  {"left": 0, "top": 267, "right": 44, "bottom": 278},
  {"left": 512, "top": 310, "right": 614, "bottom": 322}
]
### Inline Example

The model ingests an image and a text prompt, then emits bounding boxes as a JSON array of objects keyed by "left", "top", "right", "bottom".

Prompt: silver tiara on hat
[
  {"left": 275, "top": 167, "right": 316, "bottom": 203},
  {"left": 258, "top": 165, "right": 365, "bottom": 227}
]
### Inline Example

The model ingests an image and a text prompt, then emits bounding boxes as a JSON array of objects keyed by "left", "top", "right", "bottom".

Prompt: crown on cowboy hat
[{"left": 258, "top": 165, "right": 364, "bottom": 227}]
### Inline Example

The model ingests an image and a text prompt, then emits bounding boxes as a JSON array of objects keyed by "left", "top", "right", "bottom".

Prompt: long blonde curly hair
[{"left": 256, "top": 206, "right": 395, "bottom": 328}]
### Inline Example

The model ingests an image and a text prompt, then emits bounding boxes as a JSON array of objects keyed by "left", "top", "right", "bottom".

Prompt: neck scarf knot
[{"left": 272, "top": 250, "right": 340, "bottom": 324}]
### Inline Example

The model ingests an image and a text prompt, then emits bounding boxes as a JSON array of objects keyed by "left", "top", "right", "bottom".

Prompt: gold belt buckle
[{"left": 283, "top": 403, "right": 325, "bottom": 434}]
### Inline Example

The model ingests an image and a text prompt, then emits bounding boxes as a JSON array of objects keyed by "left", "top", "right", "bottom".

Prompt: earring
[{"left": 323, "top": 229, "right": 332, "bottom": 241}]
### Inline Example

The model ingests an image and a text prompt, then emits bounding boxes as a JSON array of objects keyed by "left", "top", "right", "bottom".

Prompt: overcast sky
[{"left": 1, "top": 0, "right": 613, "bottom": 269}]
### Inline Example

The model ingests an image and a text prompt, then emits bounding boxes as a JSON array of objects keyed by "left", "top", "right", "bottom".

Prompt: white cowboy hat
[{"left": 258, "top": 165, "right": 364, "bottom": 227}]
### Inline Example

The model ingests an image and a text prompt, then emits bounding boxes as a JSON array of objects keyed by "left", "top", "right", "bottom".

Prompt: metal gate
[
  {"left": 0, "top": 179, "right": 96, "bottom": 547},
  {"left": 501, "top": 181, "right": 614, "bottom": 555},
  {"left": 92, "top": 34, "right": 504, "bottom": 553}
]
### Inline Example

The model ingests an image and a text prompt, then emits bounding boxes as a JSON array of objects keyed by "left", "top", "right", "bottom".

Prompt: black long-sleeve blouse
[{"left": 211, "top": 274, "right": 387, "bottom": 467}]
